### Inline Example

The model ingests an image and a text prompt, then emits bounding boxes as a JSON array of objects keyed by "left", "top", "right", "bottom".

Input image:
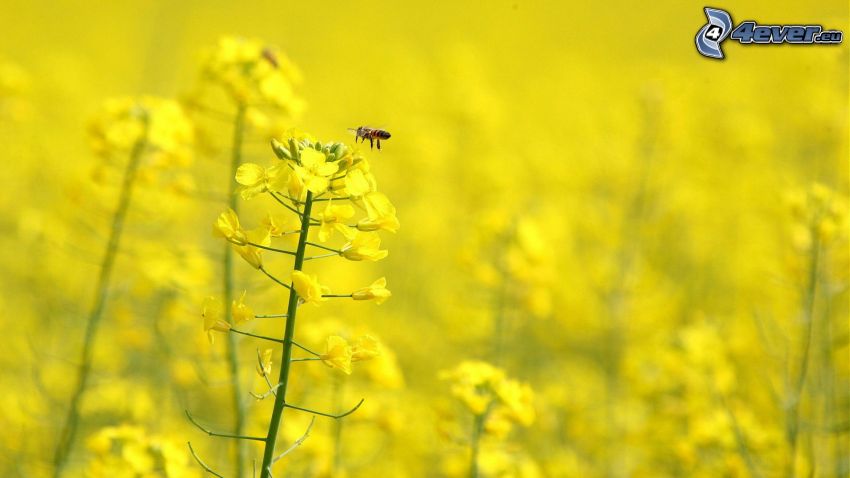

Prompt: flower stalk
[
  {"left": 259, "top": 190, "right": 314, "bottom": 478},
  {"left": 223, "top": 103, "right": 249, "bottom": 477},
  {"left": 53, "top": 119, "right": 149, "bottom": 478}
]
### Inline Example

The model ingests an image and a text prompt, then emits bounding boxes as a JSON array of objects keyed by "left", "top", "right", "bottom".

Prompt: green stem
[
  {"left": 52, "top": 128, "right": 148, "bottom": 478},
  {"left": 332, "top": 376, "right": 344, "bottom": 475},
  {"left": 260, "top": 190, "right": 315, "bottom": 478},
  {"left": 469, "top": 412, "right": 485, "bottom": 478},
  {"left": 786, "top": 233, "right": 820, "bottom": 477},
  {"left": 224, "top": 103, "right": 248, "bottom": 478}
]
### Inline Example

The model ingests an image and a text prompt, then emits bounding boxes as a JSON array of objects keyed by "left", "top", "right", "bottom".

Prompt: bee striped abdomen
[{"left": 350, "top": 126, "right": 391, "bottom": 150}]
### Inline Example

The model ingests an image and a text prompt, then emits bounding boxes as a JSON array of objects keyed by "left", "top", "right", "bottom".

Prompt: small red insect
[{"left": 348, "top": 126, "right": 391, "bottom": 150}]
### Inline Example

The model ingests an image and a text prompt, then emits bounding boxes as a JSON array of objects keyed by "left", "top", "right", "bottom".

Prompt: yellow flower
[
  {"left": 341, "top": 231, "right": 388, "bottom": 261},
  {"left": 212, "top": 208, "right": 271, "bottom": 268},
  {"left": 260, "top": 212, "right": 297, "bottom": 237},
  {"left": 257, "top": 348, "right": 273, "bottom": 377},
  {"left": 212, "top": 208, "right": 247, "bottom": 245},
  {"left": 318, "top": 202, "right": 355, "bottom": 242},
  {"left": 344, "top": 168, "right": 375, "bottom": 197},
  {"left": 88, "top": 96, "right": 194, "bottom": 166},
  {"left": 495, "top": 380, "right": 535, "bottom": 426},
  {"left": 233, "top": 226, "right": 271, "bottom": 269},
  {"left": 236, "top": 163, "right": 276, "bottom": 200},
  {"left": 202, "top": 296, "right": 230, "bottom": 344},
  {"left": 200, "top": 36, "right": 303, "bottom": 113},
  {"left": 440, "top": 360, "right": 533, "bottom": 425},
  {"left": 293, "top": 148, "right": 338, "bottom": 193},
  {"left": 356, "top": 214, "right": 400, "bottom": 233},
  {"left": 352, "top": 277, "right": 392, "bottom": 304},
  {"left": 320, "top": 335, "right": 353, "bottom": 374},
  {"left": 291, "top": 270, "right": 329, "bottom": 305},
  {"left": 231, "top": 290, "right": 253, "bottom": 324},
  {"left": 351, "top": 335, "right": 381, "bottom": 362},
  {"left": 357, "top": 191, "right": 399, "bottom": 232}
]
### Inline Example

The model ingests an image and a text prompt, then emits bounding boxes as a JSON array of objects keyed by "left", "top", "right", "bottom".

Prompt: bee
[
  {"left": 348, "top": 126, "right": 391, "bottom": 150},
  {"left": 261, "top": 47, "right": 279, "bottom": 69}
]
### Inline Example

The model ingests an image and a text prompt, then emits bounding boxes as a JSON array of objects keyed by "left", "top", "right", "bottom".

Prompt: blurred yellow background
[{"left": 0, "top": 1, "right": 847, "bottom": 477}]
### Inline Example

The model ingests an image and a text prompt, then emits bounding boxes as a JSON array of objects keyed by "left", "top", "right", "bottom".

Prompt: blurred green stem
[
  {"left": 224, "top": 103, "right": 248, "bottom": 478},
  {"left": 469, "top": 412, "right": 486, "bottom": 478},
  {"left": 786, "top": 234, "right": 820, "bottom": 477},
  {"left": 332, "top": 376, "right": 344, "bottom": 474},
  {"left": 52, "top": 125, "right": 148, "bottom": 478},
  {"left": 259, "top": 190, "right": 314, "bottom": 478}
]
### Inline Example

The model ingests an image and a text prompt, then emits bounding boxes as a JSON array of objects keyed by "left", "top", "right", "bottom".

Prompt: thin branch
[
  {"left": 304, "top": 252, "right": 340, "bottom": 261},
  {"left": 269, "top": 192, "right": 321, "bottom": 224},
  {"left": 188, "top": 442, "right": 225, "bottom": 478},
  {"left": 232, "top": 328, "right": 284, "bottom": 344},
  {"left": 247, "top": 241, "right": 296, "bottom": 256},
  {"left": 292, "top": 341, "right": 321, "bottom": 357},
  {"left": 283, "top": 398, "right": 365, "bottom": 419},
  {"left": 186, "top": 411, "right": 267, "bottom": 441},
  {"left": 251, "top": 382, "right": 282, "bottom": 400},
  {"left": 255, "top": 313, "right": 289, "bottom": 319},
  {"left": 258, "top": 266, "right": 293, "bottom": 291},
  {"left": 292, "top": 196, "right": 351, "bottom": 204},
  {"left": 305, "top": 242, "right": 342, "bottom": 254},
  {"left": 251, "top": 349, "right": 280, "bottom": 399},
  {"left": 291, "top": 358, "right": 322, "bottom": 362},
  {"left": 271, "top": 417, "right": 316, "bottom": 465},
  {"left": 322, "top": 294, "right": 354, "bottom": 299}
]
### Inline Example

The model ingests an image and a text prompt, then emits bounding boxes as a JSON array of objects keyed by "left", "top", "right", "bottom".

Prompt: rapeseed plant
[
  {"left": 52, "top": 97, "right": 193, "bottom": 477},
  {"left": 0, "top": 3, "right": 846, "bottom": 477},
  {"left": 440, "top": 361, "right": 535, "bottom": 478},
  {"left": 190, "top": 134, "right": 398, "bottom": 477},
  {"left": 189, "top": 36, "right": 303, "bottom": 477}
]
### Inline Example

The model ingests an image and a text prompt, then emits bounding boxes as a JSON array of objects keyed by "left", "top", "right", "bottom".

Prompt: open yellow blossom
[
  {"left": 213, "top": 209, "right": 271, "bottom": 268},
  {"left": 291, "top": 270, "right": 329, "bottom": 305},
  {"left": 319, "top": 335, "right": 379, "bottom": 375},
  {"left": 344, "top": 168, "right": 376, "bottom": 197},
  {"left": 202, "top": 296, "right": 230, "bottom": 344},
  {"left": 293, "top": 148, "right": 338, "bottom": 193},
  {"left": 441, "top": 360, "right": 534, "bottom": 428},
  {"left": 318, "top": 202, "right": 355, "bottom": 242},
  {"left": 88, "top": 96, "right": 194, "bottom": 167},
  {"left": 235, "top": 162, "right": 285, "bottom": 199},
  {"left": 257, "top": 348, "right": 273, "bottom": 377},
  {"left": 441, "top": 361, "right": 505, "bottom": 415},
  {"left": 261, "top": 212, "right": 297, "bottom": 237},
  {"left": 352, "top": 277, "right": 392, "bottom": 304},
  {"left": 356, "top": 214, "right": 400, "bottom": 233},
  {"left": 341, "top": 231, "right": 388, "bottom": 261},
  {"left": 201, "top": 36, "right": 303, "bottom": 112},
  {"left": 233, "top": 226, "right": 271, "bottom": 269},
  {"left": 320, "top": 335, "right": 353, "bottom": 374},
  {"left": 495, "top": 379, "right": 535, "bottom": 426},
  {"left": 351, "top": 335, "right": 381, "bottom": 362},
  {"left": 356, "top": 191, "right": 399, "bottom": 232},
  {"left": 212, "top": 208, "right": 247, "bottom": 245},
  {"left": 231, "top": 291, "right": 253, "bottom": 324}
]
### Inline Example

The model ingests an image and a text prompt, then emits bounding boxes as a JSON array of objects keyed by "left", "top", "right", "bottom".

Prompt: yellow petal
[{"left": 235, "top": 163, "right": 266, "bottom": 186}]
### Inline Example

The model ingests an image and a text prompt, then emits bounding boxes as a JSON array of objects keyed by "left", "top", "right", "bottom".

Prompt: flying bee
[{"left": 348, "top": 126, "right": 391, "bottom": 150}]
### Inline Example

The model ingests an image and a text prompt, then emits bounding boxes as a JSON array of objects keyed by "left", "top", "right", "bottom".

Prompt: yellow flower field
[{"left": 0, "top": 1, "right": 847, "bottom": 477}]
